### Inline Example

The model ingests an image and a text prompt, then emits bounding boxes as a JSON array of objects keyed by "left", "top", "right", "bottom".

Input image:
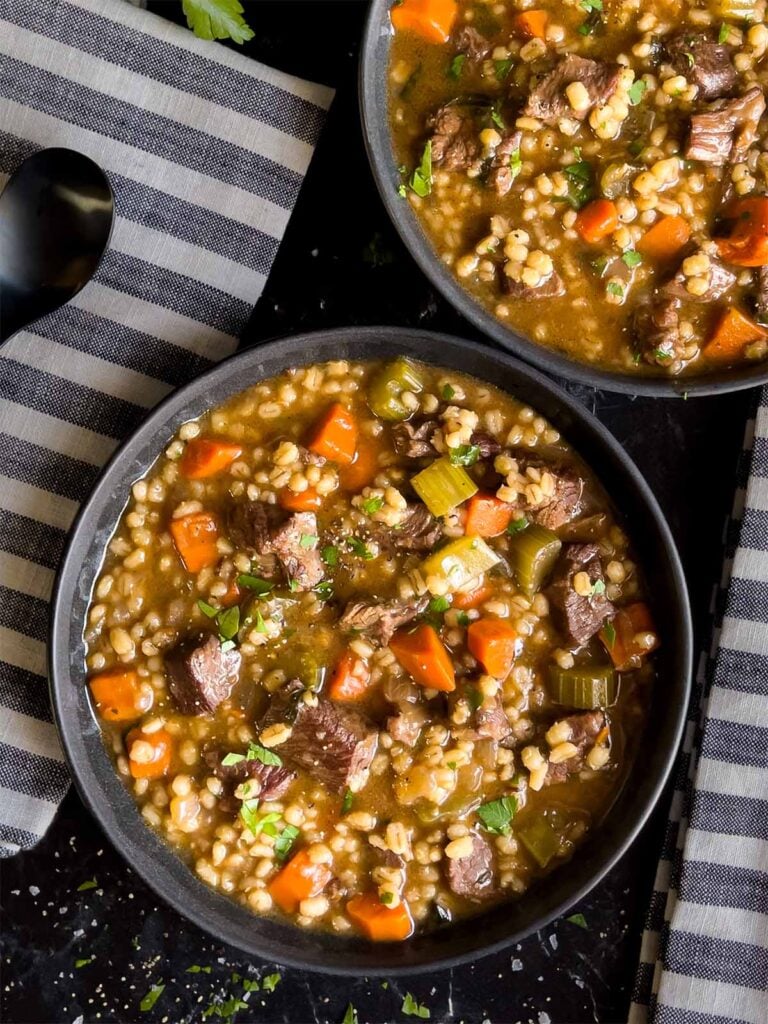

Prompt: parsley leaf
[
  {"left": 299, "top": 533, "right": 318, "bottom": 549},
  {"left": 322, "top": 544, "right": 339, "bottom": 566},
  {"left": 186, "top": 964, "right": 213, "bottom": 974},
  {"left": 181, "top": 0, "right": 254, "bottom": 44},
  {"left": 507, "top": 516, "right": 528, "bottom": 535},
  {"left": 410, "top": 141, "right": 432, "bottom": 198},
  {"left": 217, "top": 605, "right": 240, "bottom": 641},
  {"left": 448, "top": 444, "right": 480, "bottom": 466},
  {"left": 262, "top": 973, "right": 281, "bottom": 993},
  {"left": 494, "top": 57, "right": 514, "bottom": 81},
  {"left": 197, "top": 599, "right": 218, "bottom": 618},
  {"left": 236, "top": 574, "right": 273, "bottom": 595},
  {"left": 341, "top": 789, "right": 354, "bottom": 814},
  {"left": 348, "top": 537, "right": 374, "bottom": 560},
  {"left": 449, "top": 54, "right": 466, "bottom": 79},
  {"left": 253, "top": 608, "right": 268, "bottom": 634},
  {"left": 567, "top": 912, "right": 589, "bottom": 929},
  {"left": 467, "top": 685, "right": 483, "bottom": 710},
  {"left": 607, "top": 281, "right": 624, "bottom": 298},
  {"left": 273, "top": 825, "right": 300, "bottom": 862},
  {"left": 221, "top": 752, "right": 245, "bottom": 766},
  {"left": 428, "top": 596, "right": 451, "bottom": 614},
  {"left": 379, "top": 890, "right": 395, "bottom": 905},
  {"left": 402, "top": 993, "right": 430, "bottom": 1019},
  {"left": 239, "top": 798, "right": 261, "bottom": 836},
  {"left": 314, "top": 580, "right": 334, "bottom": 601},
  {"left": 248, "top": 743, "right": 282, "bottom": 766},
  {"left": 621, "top": 250, "right": 642, "bottom": 268},
  {"left": 718, "top": 23, "right": 729, "bottom": 44},
  {"left": 563, "top": 160, "right": 595, "bottom": 210},
  {"left": 75, "top": 957, "right": 94, "bottom": 968},
  {"left": 477, "top": 795, "right": 518, "bottom": 835},
  {"left": 628, "top": 79, "right": 647, "bottom": 106},
  {"left": 76, "top": 878, "right": 97, "bottom": 892},
  {"left": 442, "top": 384, "right": 455, "bottom": 400},
  {"left": 490, "top": 101, "right": 505, "bottom": 130},
  {"left": 603, "top": 621, "right": 616, "bottom": 649},
  {"left": 242, "top": 978, "right": 260, "bottom": 992},
  {"left": 580, "top": 0, "right": 602, "bottom": 9},
  {"left": 457, "top": 611, "right": 471, "bottom": 628},
  {"left": 139, "top": 984, "right": 165, "bottom": 1013},
  {"left": 342, "top": 1004, "right": 359, "bottom": 1024},
  {"left": 590, "top": 578, "right": 607, "bottom": 596},
  {"left": 361, "top": 496, "right": 385, "bottom": 515},
  {"left": 508, "top": 148, "right": 522, "bottom": 181}
]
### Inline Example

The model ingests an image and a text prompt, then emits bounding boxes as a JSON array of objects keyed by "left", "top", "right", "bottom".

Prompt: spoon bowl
[{"left": 0, "top": 147, "right": 114, "bottom": 343}]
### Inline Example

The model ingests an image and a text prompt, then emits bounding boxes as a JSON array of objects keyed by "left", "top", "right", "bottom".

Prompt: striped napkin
[
  {"left": 0, "top": 0, "right": 332, "bottom": 856},
  {"left": 631, "top": 388, "right": 768, "bottom": 1023}
]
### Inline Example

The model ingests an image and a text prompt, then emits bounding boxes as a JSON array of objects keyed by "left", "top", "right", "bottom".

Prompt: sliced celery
[
  {"left": 518, "top": 816, "right": 562, "bottom": 869},
  {"left": 421, "top": 535, "right": 499, "bottom": 591},
  {"left": 368, "top": 357, "right": 424, "bottom": 421},
  {"left": 411, "top": 457, "right": 478, "bottom": 517},
  {"left": 548, "top": 665, "right": 617, "bottom": 709},
  {"left": 508, "top": 523, "right": 561, "bottom": 594}
]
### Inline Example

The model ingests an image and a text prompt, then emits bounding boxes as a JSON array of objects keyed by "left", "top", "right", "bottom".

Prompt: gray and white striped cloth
[
  {"left": 0, "top": 0, "right": 332, "bottom": 856},
  {"left": 631, "top": 387, "right": 768, "bottom": 1023}
]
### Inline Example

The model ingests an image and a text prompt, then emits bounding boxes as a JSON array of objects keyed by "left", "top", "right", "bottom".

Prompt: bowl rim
[
  {"left": 49, "top": 326, "right": 693, "bottom": 974},
  {"left": 358, "top": 0, "right": 768, "bottom": 399}
]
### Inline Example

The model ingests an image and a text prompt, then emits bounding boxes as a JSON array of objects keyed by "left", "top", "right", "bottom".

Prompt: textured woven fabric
[
  {"left": 631, "top": 388, "right": 768, "bottom": 1024},
  {"left": 0, "top": 0, "right": 332, "bottom": 856}
]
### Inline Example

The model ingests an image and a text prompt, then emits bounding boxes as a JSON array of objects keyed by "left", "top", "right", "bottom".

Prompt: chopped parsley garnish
[
  {"left": 182, "top": 0, "right": 254, "bottom": 44},
  {"left": 75, "top": 957, "right": 94, "bottom": 968},
  {"left": 361, "top": 496, "right": 385, "bottom": 515},
  {"left": 653, "top": 347, "right": 673, "bottom": 362},
  {"left": 76, "top": 878, "right": 97, "bottom": 892},
  {"left": 322, "top": 544, "right": 339, "bottom": 566},
  {"left": 248, "top": 742, "right": 282, "bottom": 766},
  {"left": 507, "top": 516, "right": 528, "bottom": 535},
  {"left": 563, "top": 159, "right": 595, "bottom": 210},
  {"left": 457, "top": 611, "right": 471, "bottom": 628},
  {"left": 261, "top": 973, "right": 281, "bottom": 993},
  {"left": 221, "top": 752, "right": 245, "bottom": 766},
  {"left": 288, "top": 578, "right": 300, "bottom": 592},
  {"left": 477, "top": 795, "right": 518, "bottom": 835},
  {"left": 590, "top": 578, "right": 607, "bottom": 596},
  {"left": 718, "top": 23, "right": 729, "bottom": 44},
  {"left": 251, "top": 608, "right": 267, "bottom": 634},
  {"left": 239, "top": 798, "right": 262, "bottom": 836},
  {"left": 490, "top": 101, "right": 505, "bottom": 130},
  {"left": 567, "top": 912, "right": 589, "bottom": 929},
  {"left": 236, "top": 574, "right": 273, "bottom": 595},
  {"left": 139, "top": 984, "right": 165, "bottom": 1013},
  {"left": 273, "top": 825, "right": 300, "bottom": 862},
  {"left": 494, "top": 57, "right": 514, "bottom": 81},
  {"left": 341, "top": 788, "right": 354, "bottom": 814},
  {"left": 578, "top": 3, "right": 603, "bottom": 36},
  {"left": 314, "top": 580, "right": 334, "bottom": 601},
  {"left": 509, "top": 148, "right": 522, "bottom": 180},
  {"left": 441, "top": 383, "right": 455, "bottom": 400},
  {"left": 398, "top": 183, "right": 407, "bottom": 198},
  {"left": 198, "top": 601, "right": 240, "bottom": 644},
  {"left": 467, "top": 686, "right": 483, "bottom": 710},
  {"left": 197, "top": 599, "right": 218, "bottom": 618},
  {"left": 603, "top": 620, "right": 616, "bottom": 649},
  {"left": 449, "top": 54, "right": 466, "bottom": 79},
  {"left": 202, "top": 996, "right": 248, "bottom": 1020},
  {"left": 186, "top": 964, "right": 213, "bottom": 974},
  {"left": 343, "top": 1004, "right": 360, "bottom": 1024},
  {"left": 379, "top": 890, "right": 395, "bottom": 905},
  {"left": 348, "top": 537, "right": 374, "bottom": 559},
  {"left": 628, "top": 79, "right": 647, "bottom": 106},
  {"left": 410, "top": 141, "right": 432, "bottom": 198},
  {"left": 242, "top": 978, "right": 260, "bottom": 992},
  {"left": 580, "top": 0, "right": 602, "bottom": 9},
  {"left": 622, "top": 250, "right": 642, "bottom": 268},
  {"left": 402, "top": 993, "right": 430, "bottom": 1019},
  {"left": 428, "top": 595, "right": 451, "bottom": 614},
  {"left": 448, "top": 444, "right": 480, "bottom": 466},
  {"left": 627, "top": 138, "right": 645, "bottom": 157},
  {"left": 607, "top": 281, "right": 624, "bottom": 298},
  {"left": 299, "top": 533, "right": 318, "bottom": 549}
]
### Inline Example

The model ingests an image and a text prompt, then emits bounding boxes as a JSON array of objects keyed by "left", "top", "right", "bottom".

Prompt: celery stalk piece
[
  {"left": 518, "top": 816, "right": 563, "bottom": 868},
  {"left": 548, "top": 665, "right": 617, "bottom": 709},
  {"left": 411, "top": 457, "right": 478, "bottom": 517},
  {"left": 421, "top": 535, "right": 500, "bottom": 592},
  {"left": 507, "top": 523, "right": 562, "bottom": 594},
  {"left": 368, "top": 358, "right": 424, "bottom": 421}
]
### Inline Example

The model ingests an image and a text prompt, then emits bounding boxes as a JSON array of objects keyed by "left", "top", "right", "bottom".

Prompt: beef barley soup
[
  {"left": 84, "top": 358, "right": 658, "bottom": 940},
  {"left": 389, "top": 0, "right": 768, "bottom": 375}
]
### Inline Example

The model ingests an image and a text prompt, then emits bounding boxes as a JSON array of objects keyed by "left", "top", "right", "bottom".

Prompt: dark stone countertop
[{"left": 1, "top": 3, "right": 757, "bottom": 1022}]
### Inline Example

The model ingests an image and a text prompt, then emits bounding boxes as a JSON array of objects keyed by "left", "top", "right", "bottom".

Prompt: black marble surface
[{"left": 1, "top": 3, "right": 757, "bottom": 1022}]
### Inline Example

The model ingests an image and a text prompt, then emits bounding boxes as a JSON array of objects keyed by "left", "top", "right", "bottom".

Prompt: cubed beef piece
[
  {"left": 165, "top": 633, "right": 241, "bottom": 715},
  {"left": 454, "top": 25, "right": 491, "bottom": 62},
  {"left": 686, "top": 87, "right": 766, "bottom": 165},
  {"left": 227, "top": 499, "right": 281, "bottom": 553},
  {"left": 474, "top": 693, "right": 511, "bottom": 741},
  {"left": 756, "top": 266, "right": 768, "bottom": 324},
  {"left": 260, "top": 683, "right": 378, "bottom": 793},
  {"left": 548, "top": 544, "right": 614, "bottom": 646},
  {"left": 666, "top": 31, "right": 737, "bottom": 101},
  {"left": 203, "top": 748, "right": 296, "bottom": 800},
  {"left": 530, "top": 470, "right": 584, "bottom": 531},
  {"left": 429, "top": 104, "right": 482, "bottom": 171},
  {"left": 502, "top": 268, "right": 566, "bottom": 300},
  {"left": 392, "top": 418, "right": 440, "bottom": 458},
  {"left": 487, "top": 130, "right": 522, "bottom": 197},
  {"left": 661, "top": 253, "right": 736, "bottom": 303},
  {"left": 544, "top": 710, "right": 606, "bottom": 786},
  {"left": 558, "top": 513, "right": 610, "bottom": 543},
  {"left": 524, "top": 54, "right": 621, "bottom": 125},
  {"left": 386, "top": 706, "right": 427, "bottom": 748},
  {"left": 269, "top": 511, "right": 324, "bottom": 591},
  {"left": 445, "top": 832, "right": 495, "bottom": 900},
  {"left": 470, "top": 431, "right": 502, "bottom": 459},
  {"left": 370, "top": 505, "right": 442, "bottom": 554},
  {"left": 633, "top": 295, "right": 684, "bottom": 368},
  {"left": 339, "top": 594, "right": 429, "bottom": 647}
]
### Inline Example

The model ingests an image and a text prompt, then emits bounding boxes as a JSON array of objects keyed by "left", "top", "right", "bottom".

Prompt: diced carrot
[
  {"left": 390, "top": 0, "right": 457, "bottom": 44},
  {"left": 389, "top": 624, "right": 455, "bottom": 692},
  {"left": 347, "top": 890, "right": 414, "bottom": 942},
  {"left": 715, "top": 197, "right": 768, "bottom": 267},
  {"left": 636, "top": 215, "right": 691, "bottom": 262},
  {"left": 179, "top": 439, "right": 242, "bottom": 479},
  {"left": 512, "top": 9, "right": 548, "bottom": 40},
  {"left": 170, "top": 512, "right": 220, "bottom": 573},
  {"left": 574, "top": 199, "right": 619, "bottom": 245},
  {"left": 89, "top": 669, "right": 143, "bottom": 722},
  {"left": 268, "top": 849, "right": 332, "bottom": 914},
  {"left": 600, "top": 602, "right": 659, "bottom": 670},
  {"left": 339, "top": 436, "right": 386, "bottom": 492},
  {"left": 467, "top": 619, "right": 518, "bottom": 678},
  {"left": 328, "top": 651, "right": 371, "bottom": 701},
  {"left": 464, "top": 493, "right": 515, "bottom": 538},
  {"left": 702, "top": 307, "right": 768, "bottom": 362},
  {"left": 278, "top": 486, "right": 323, "bottom": 512},
  {"left": 452, "top": 580, "right": 493, "bottom": 610},
  {"left": 308, "top": 403, "right": 358, "bottom": 465},
  {"left": 126, "top": 727, "right": 173, "bottom": 779}
]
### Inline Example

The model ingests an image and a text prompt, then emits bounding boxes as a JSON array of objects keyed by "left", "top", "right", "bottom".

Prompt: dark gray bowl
[
  {"left": 359, "top": 0, "right": 768, "bottom": 398},
  {"left": 50, "top": 327, "right": 692, "bottom": 973}
]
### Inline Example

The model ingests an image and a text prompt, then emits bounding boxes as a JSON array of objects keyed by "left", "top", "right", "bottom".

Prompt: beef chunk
[
  {"left": 544, "top": 711, "right": 606, "bottom": 786},
  {"left": 260, "top": 683, "right": 378, "bottom": 793},
  {"left": 227, "top": 499, "right": 281, "bottom": 553},
  {"left": 686, "top": 86, "right": 766, "bottom": 165},
  {"left": 386, "top": 706, "right": 426, "bottom": 748},
  {"left": 548, "top": 544, "right": 614, "bottom": 646},
  {"left": 666, "top": 31, "right": 737, "bottom": 101},
  {"left": 524, "top": 54, "right": 621, "bottom": 125},
  {"left": 558, "top": 513, "right": 610, "bottom": 543},
  {"left": 661, "top": 252, "right": 736, "bottom": 302},
  {"left": 453, "top": 25, "right": 491, "bottom": 62},
  {"left": 529, "top": 470, "right": 584, "bottom": 531},
  {"left": 756, "top": 266, "right": 768, "bottom": 324},
  {"left": 429, "top": 104, "right": 482, "bottom": 171},
  {"left": 166, "top": 634, "right": 240, "bottom": 715},
  {"left": 391, "top": 418, "right": 440, "bottom": 458},
  {"left": 203, "top": 749, "right": 295, "bottom": 800},
  {"left": 390, "top": 504, "right": 443, "bottom": 552},
  {"left": 634, "top": 295, "right": 684, "bottom": 367},
  {"left": 470, "top": 431, "right": 502, "bottom": 459},
  {"left": 502, "top": 269, "right": 566, "bottom": 300},
  {"left": 269, "top": 511, "right": 324, "bottom": 591},
  {"left": 339, "top": 594, "right": 429, "bottom": 646},
  {"left": 445, "top": 833, "right": 495, "bottom": 900},
  {"left": 474, "top": 694, "right": 511, "bottom": 741},
  {"left": 487, "top": 130, "right": 522, "bottom": 197}
]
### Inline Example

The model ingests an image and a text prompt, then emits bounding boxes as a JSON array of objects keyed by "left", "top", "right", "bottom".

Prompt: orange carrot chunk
[
  {"left": 179, "top": 439, "right": 243, "bottom": 479},
  {"left": 390, "top": 0, "right": 457, "bottom": 44},
  {"left": 126, "top": 727, "right": 173, "bottom": 779},
  {"left": 715, "top": 197, "right": 768, "bottom": 267},
  {"left": 170, "top": 512, "right": 220, "bottom": 573},
  {"left": 328, "top": 651, "right": 371, "bottom": 701},
  {"left": 574, "top": 199, "right": 619, "bottom": 244},
  {"left": 467, "top": 619, "right": 518, "bottom": 678},
  {"left": 464, "top": 493, "right": 515, "bottom": 538},
  {"left": 339, "top": 436, "right": 385, "bottom": 492},
  {"left": 89, "top": 669, "right": 144, "bottom": 722},
  {"left": 347, "top": 891, "right": 414, "bottom": 941},
  {"left": 512, "top": 9, "right": 548, "bottom": 40},
  {"left": 268, "top": 849, "right": 333, "bottom": 914},
  {"left": 278, "top": 486, "right": 323, "bottom": 512},
  {"left": 702, "top": 307, "right": 768, "bottom": 363},
  {"left": 636, "top": 215, "right": 691, "bottom": 262},
  {"left": 308, "top": 403, "right": 358, "bottom": 465},
  {"left": 600, "top": 602, "right": 659, "bottom": 670},
  {"left": 389, "top": 624, "right": 455, "bottom": 692},
  {"left": 452, "top": 579, "right": 493, "bottom": 610}
]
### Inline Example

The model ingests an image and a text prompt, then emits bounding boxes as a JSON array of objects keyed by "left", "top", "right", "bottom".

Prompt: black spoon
[{"left": 0, "top": 147, "right": 115, "bottom": 344}]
